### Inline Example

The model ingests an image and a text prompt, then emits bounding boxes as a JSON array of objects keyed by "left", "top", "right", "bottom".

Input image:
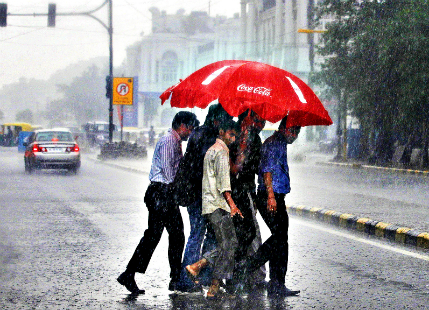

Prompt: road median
[{"left": 287, "top": 204, "right": 429, "bottom": 250}]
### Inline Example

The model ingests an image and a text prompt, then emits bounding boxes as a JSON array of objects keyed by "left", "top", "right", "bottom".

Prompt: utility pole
[{"left": 1, "top": 1, "right": 114, "bottom": 143}]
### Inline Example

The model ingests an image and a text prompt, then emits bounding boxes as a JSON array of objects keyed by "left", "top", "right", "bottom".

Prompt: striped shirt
[{"left": 149, "top": 128, "right": 182, "bottom": 184}]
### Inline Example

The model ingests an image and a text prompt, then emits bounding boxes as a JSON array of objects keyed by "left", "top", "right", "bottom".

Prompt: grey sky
[{"left": 0, "top": 0, "right": 240, "bottom": 88}]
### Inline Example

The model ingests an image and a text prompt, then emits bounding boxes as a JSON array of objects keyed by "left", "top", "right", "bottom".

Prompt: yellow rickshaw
[{"left": 1, "top": 122, "right": 34, "bottom": 148}]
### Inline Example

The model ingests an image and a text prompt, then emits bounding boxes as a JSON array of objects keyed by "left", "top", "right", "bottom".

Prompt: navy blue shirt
[{"left": 258, "top": 131, "right": 291, "bottom": 194}]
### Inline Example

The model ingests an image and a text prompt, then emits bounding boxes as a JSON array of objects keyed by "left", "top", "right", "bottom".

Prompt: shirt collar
[
  {"left": 216, "top": 138, "right": 229, "bottom": 151},
  {"left": 169, "top": 128, "right": 181, "bottom": 142}
]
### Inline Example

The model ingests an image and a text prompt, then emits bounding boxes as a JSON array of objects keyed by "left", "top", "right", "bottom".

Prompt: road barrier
[{"left": 287, "top": 204, "right": 429, "bottom": 250}]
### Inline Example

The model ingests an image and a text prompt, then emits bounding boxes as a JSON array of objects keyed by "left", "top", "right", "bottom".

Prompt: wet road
[
  {"left": 1, "top": 148, "right": 428, "bottom": 309},
  {"left": 288, "top": 156, "right": 429, "bottom": 232}
]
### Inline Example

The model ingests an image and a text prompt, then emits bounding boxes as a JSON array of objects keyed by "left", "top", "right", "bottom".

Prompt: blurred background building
[{"left": 122, "top": 0, "right": 333, "bottom": 141}]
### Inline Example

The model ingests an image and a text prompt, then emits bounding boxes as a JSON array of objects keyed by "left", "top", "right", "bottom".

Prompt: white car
[{"left": 24, "top": 129, "right": 81, "bottom": 174}]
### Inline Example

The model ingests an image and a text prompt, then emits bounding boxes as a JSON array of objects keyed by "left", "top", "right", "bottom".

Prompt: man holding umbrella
[{"left": 234, "top": 116, "right": 301, "bottom": 297}]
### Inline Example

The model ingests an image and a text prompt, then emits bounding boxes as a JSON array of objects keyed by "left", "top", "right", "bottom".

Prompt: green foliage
[
  {"left": 46, "top": 65, "right": 109, "bottom": 126},
  {"left": 314, "top": 0, "right": 429, "bottom": 163}
]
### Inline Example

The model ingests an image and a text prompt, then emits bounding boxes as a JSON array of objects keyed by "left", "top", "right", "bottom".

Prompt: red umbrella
[{"left": 160, "top": 60, "right": 332, "bottom": 127}]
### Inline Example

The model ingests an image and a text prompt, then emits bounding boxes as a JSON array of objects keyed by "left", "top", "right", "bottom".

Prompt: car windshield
[{"left": 36, "top": 131, "right": 74, "bottom": 142}]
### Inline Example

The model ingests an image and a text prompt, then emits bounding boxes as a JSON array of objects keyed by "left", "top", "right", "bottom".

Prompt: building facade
[{"left": 123, "top": 1, "right": 329, "bottom": 130}]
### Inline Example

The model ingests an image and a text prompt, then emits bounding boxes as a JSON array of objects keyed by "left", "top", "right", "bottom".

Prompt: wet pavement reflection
[{"left": 118, "top": 288, "right": 295, "bottom": 310}]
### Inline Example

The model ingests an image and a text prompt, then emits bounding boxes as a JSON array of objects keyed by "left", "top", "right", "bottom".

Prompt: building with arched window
[
  {"left": 123, "top": 1, "right": 331, "bottom": 131},
  {"left": 124, "top": 8, "right": 241, "bottom": 127}
]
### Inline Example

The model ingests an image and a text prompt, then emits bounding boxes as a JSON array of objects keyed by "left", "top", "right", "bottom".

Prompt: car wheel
[
  {"left": 69, "top": 165, "right": 80, "bottom": 174},
  {"left": 25, "top": 159, "right": 33, "bottom": 174}
]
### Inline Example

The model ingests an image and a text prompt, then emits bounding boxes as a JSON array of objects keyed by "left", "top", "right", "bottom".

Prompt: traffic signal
[
  {"left": 48, "top": 3, "right": 56, "bottom": 27},
  {"left": 105, "top": 75, "right": 112, "bottom": 99},
  {"left": 0, "top": 3, "right": 7, "bottom": 27}
]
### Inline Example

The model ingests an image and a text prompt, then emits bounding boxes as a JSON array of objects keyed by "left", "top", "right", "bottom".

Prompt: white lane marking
[{"left": 292, "top": 218, "right": 429, "bottom": 262}]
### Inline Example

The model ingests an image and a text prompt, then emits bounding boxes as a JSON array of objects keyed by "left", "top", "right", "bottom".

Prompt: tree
[
  {"left": 314, "top": 0, "right": 429, "bottom": 166},
  {"left": 45, "top": 65, "right": 109, "bottom": 126}
]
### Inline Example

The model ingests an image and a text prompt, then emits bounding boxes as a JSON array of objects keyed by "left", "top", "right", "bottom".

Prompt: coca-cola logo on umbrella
[
  {"left": 237, "top": 84, "right": 271, "bottom": 97},
  {"left": 160, "top": 60, "right": 333, "bottom": 126}
]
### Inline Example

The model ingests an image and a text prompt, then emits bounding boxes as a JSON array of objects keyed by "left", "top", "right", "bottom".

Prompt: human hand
[
  {"left": 267, "top": 196, "right": 277, "bottom": 214},
  {"left": 230, "top": 205, "right": 244, "bottom": 218}
]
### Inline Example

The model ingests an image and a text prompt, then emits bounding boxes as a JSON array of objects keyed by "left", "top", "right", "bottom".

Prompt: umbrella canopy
[{"left": 160, "top": 60, "right": 333, "bottom": 127}]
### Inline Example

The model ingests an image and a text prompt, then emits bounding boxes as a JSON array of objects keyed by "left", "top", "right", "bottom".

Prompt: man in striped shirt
[{"left": 117, "top": 111, "right": 199, "bottom": 294}]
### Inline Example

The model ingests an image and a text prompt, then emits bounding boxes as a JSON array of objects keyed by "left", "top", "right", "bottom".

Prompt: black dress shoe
[
  {"left": 168, "top": 280, "right": 180, "bottom": 291},
  {"left": 117, "top": 272, "right": 145, "bottom": 294},
  {"left": 176, "top": 283, "right": 203, "bottom": 293},
  {"left": 267, "top": 281, "right": 299, "bottom": 297}
]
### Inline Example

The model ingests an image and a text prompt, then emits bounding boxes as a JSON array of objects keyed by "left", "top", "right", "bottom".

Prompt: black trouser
[
  {"left": 241, "top": 191, "right": 289, "bottom": 284},
  {"left": 126, "top": 182, "right": 185, "bottom": 281},
  {"left": 231, "top": 188, "right": 256, "bottom": 264}
]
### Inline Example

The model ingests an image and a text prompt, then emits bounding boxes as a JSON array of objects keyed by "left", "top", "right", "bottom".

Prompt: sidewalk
[{"left": 87, "top": 150, "right": 429, "bottom": 251}]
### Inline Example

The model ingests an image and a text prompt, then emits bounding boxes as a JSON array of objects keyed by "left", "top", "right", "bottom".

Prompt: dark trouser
[
  {"left": 232, "top": 188, "right": 256, "bottom": 264},
  {"left": 204, "top": 209, "right": 238, "bottom": 280},
  {"left": 126, "top": 182, "right": 185, "bottom": 281},
  {"left": 242, "top": 191, "right": 289, "bottom": 284}
]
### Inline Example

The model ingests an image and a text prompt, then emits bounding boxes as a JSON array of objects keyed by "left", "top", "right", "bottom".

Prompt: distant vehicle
[
  {"left": 83, "top": 121, "right": 117, "bottom": 147},
  {"left": 23, "top": 128, "right": 81, "bottom": 174},
  {"left": 319, "top": 138, "right": 337, "bottom": 153},
  {"left": 1, "top": 122, "right": 33, "bottom": 146}
]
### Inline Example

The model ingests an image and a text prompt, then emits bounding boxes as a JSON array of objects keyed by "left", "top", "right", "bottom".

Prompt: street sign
[{"left": 113, "top": 77, "right": 133, "bottom": 105}]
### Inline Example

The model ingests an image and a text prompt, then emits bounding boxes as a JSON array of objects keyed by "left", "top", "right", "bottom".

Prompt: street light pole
[
  {"left": 108, "top": 0, "right": 114, "bottom": 143},
  {"left": 4, "top": 0, "right": 114, "bottom": 143}
]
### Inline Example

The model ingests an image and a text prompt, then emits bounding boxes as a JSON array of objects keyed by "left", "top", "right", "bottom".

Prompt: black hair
[
  {"left": 172, "top": 111, "right": 200, "bottom": 129},
  {"left": 237, "top": 109, "right": 261, "bottom": 127},
  {"left": 218, "top": 119, "right": 238, "bottom": 133},
  {"left": 203, "top": 103, "right": 233, "bottom": 127}
]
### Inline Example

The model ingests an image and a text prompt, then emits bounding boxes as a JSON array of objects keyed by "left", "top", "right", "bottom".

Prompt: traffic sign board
[{"left": 113, "top": 77, "right": 133, "bottom": 105}]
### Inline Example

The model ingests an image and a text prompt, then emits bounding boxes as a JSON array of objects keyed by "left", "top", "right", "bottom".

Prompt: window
[
  {"left": 161, "top": 51, "right": 178, "bottom": 83},
  {"left": 36, "top": 131, "right": 73, "bottom": 142}
]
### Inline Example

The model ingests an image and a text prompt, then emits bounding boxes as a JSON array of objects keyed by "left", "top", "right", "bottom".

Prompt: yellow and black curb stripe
[
  {"left": 286, "top": 204, "right": 429, "bottom": 250},
  {"left": 318, "top": 161, "right": 429, "bottom": 176}
]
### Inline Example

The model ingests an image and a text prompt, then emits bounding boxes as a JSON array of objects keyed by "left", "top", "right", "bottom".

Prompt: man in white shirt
[{"left": 185, "top": 119, "right": 243, "bottom": 299}]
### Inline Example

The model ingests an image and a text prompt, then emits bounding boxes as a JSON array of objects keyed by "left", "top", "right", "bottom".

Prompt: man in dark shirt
[
  {"left": 229, "top": 110, "right": 265, "bottom": 283},
  {"left": 173, "top": 103, "right": 233, "bottom": 292}
]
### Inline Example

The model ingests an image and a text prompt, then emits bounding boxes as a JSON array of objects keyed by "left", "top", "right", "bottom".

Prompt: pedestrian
[
  {"left": 117, "top": 111, "right": 199, "bottom": 294},
  {"left": 173, "top": 103, "right": 233, "bottom": 292},
  {"left": 233, "top": 116, "right": 301, "bottom": 297},
  {"left": 148, "top": 125, "right": 155, "bottom": 147},
  {"left": 185, "top": 119, "right": 243, "bottom": 299},
  {"left": 229, "top": 110, "right": 267, "bottom": 290}
]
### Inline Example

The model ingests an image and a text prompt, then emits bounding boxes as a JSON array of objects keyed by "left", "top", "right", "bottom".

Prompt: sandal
[{"left": 206, "top": 281, "right": 220, "bottom": 299}]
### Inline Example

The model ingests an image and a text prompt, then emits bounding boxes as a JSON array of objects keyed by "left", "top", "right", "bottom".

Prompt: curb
[
  {"left": 317, "top": 161, "right": 429, "bottom": 176},
  {"left": 287, "top": 204, "right": 429, "bottom": 250},
  {"left": 87, "top": 156, "right": 149, "bottom": 175}
]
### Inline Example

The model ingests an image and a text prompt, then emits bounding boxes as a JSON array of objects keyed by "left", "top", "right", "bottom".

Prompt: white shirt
[{"left": 202, "top": 138, "right": 231, "bottom": 215}]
